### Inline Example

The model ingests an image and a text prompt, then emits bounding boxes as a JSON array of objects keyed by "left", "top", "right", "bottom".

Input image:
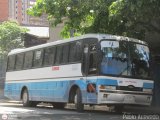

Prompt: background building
[
  {"left": 48, "top": 23, "right": 63, "bottom": 42},
  {"left": 8, "top": 0, "right": 48, "bottom": 26},
  {"left": 0, "top": 0, "right": 9, "bottom": 22},
  {"left": 0, "top": 0, "right": 62, "bottom": 41},
  {"left": 24, "top": 26, "right": 49, "bottom": 47}
]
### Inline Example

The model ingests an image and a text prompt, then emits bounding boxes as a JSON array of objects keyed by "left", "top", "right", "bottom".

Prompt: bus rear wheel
[
  {"left": 22, "top": 89, "right": 32, "bottom": 107},
  {"left": 31, "top": 101, "right": 38, "bottom": 107},
  {"left": 74, "top": 88, "right": 84, "bottom": 112}
]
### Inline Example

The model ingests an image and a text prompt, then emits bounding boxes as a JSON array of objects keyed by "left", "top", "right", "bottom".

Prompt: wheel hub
[{"left": 23, "top": 92, "right": 28, "bottom": 103}]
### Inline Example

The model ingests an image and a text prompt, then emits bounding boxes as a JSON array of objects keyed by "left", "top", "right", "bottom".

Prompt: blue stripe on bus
[
  {"left": 143, "top": 83, "right": 153, "bottom": 89},
  {"left": 97, "top": 79, "right": 118, "bottom": 86},
  {"left": 4, "top": 78, "right": 118, "bottom": 103},
  {"left": 4, "top": 79, "right": 87, "bottom": 102}
]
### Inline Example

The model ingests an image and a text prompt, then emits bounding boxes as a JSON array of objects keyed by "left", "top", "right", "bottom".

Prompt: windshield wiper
[{"left": 119, "top": 65, "right": 130, "bottom": 76}]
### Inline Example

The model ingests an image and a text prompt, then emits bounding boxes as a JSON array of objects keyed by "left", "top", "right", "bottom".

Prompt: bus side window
[
  {"left": 69, "top": 41, "right": 82, "bottom": 63},
  {"left": 76, "top": 41, "right": 82, "bottom": 61},
  {"left": 33, "top": 49, "right": 43, "bottom": 68},
  {"left": 23, "top": 51, "right": 33, "bottom": 69},
  {"left": 69, "top": 42, "right": 76, "bottom": 63},
  {"left": 82, "top": 44, "right": 89, "bottom": 75},
  {"left": 43, "top": 47, "right": 56, "bottom": 66},
  {"left": 55, "top": 46, "right": 62, "bottom": 65},
  {"left": 7, "top": 55, "right": 16, "bottom": 71},
  {"left": 15, "top": 53, "right": 24, "bottom": 70},
  {"left": 61, "top": 44, "right": 69, "bottom": 64}
]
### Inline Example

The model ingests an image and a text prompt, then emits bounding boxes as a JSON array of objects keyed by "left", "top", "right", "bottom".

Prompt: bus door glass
[
  {"left": 82, "top": 38, "right": 98, "bottom": 76},
  {"left": 82, "top": 39, "right": 98, "bottom": 102}
]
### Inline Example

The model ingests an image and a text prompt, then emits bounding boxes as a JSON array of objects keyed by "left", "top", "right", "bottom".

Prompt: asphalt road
[{"left": 0, "top": 101, "right": 160, "bottom": 120}]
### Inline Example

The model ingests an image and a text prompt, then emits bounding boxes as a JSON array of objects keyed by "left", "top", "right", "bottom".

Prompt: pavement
[
  {"left": 125, "top": 106, "right": 160, "bottom": 114},
  {"left": 0, "top": 100, "right": 159, "bottom": 114}
]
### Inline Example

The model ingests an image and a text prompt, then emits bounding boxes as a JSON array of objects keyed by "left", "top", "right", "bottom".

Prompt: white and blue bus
[{"left": 4, "top": 34, "right": 153, "bottom": 112}]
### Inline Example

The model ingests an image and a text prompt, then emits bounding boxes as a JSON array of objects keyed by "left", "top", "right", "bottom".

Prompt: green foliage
[
  {"left": 109, "top": 0, "right": 160, "bottom": 39},
  {"left": 0, "top": 21, "right": 28, "bottom": 55},
  {"left": 28, "top": 0, "right": 160, "bottom": 40}
]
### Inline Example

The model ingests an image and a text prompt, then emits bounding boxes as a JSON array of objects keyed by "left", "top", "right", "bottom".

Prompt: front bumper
[{"left": 97, "top": 90, "right": 152, "bottom": 106}]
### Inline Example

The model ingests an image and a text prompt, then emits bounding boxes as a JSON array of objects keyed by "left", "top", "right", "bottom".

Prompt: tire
[
  {"left": 52, "top": 103, "right": 66, "bottom": 109},
  {"left": 31, "top": 101, "right": 38, "bottom": 107},
  {"left": 22, "top": 89, "right": 32, "bottom": 107},
  {"left": 74, "top": 88, "right": 84, "bottom": 112}
]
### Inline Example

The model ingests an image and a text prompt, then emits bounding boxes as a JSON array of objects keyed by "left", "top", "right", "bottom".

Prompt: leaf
[
  {"left": 27, "top": 0, "right": 160, "bottom": 40},
  {"left": 0, "top": 21, "right": 27, "bottom": 55}
]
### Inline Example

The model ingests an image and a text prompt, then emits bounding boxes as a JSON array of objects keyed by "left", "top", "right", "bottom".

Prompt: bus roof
[{"left": 8, "top": 34, "right": 147, "bottom": 55}]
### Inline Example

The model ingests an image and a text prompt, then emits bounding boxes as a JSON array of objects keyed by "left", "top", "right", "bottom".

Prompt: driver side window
[{"left": 88, "top": 44, "right": 97, "bottom": 75}]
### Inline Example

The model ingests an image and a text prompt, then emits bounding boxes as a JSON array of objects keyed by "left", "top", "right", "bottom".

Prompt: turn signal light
[
  {"left": 87, "top": 83, "right": 96, "bottom": 93},
  {"left": 99, "top": 85, "right": 105, "bottom": 89}
]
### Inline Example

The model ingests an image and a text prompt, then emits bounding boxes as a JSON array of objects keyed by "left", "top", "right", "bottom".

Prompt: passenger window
[
  {"left": 76, "top": 41, "right": 82, "bottom": 61},
  {"left": 69, "top": 42, "right": 76, "bottom": 62},
  {"left": 7, "top": 55, "right": 16, "bottom": 71},
  {"left": 43, "top": 47, "right": 56, "bottom": 66},
  {"left": 23, "top": 51, "right": 33, "bottom": 69},
  {"left": 15, "top": 53, "right": 24, "bottom": 70},
  {"left": 33, "top": 49, "right": 43, "bottom": 67},
  {"left": 61, "top": 44, "right": 69, "bottom": 64},
  {"left": 69, "top": 41, "right": 82, "bottom": 63},
  {"left": 55, "top": 46, "right": 62, "bottom": 65}
]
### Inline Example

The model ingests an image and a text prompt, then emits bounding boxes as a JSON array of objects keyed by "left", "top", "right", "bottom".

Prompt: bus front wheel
[
  {"left": 74, "top": 88, "right": 84, "bottom": 112},
  {"left": 22, "top": 89, "right": 32, "bottom": 107}
]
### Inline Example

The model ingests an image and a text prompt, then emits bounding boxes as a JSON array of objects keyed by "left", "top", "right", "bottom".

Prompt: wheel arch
[
  {"left": 68, "top": 84, "right": 80, "bottom": 103},
  {"left": 20, "top": 86, "right": 28, "bottom": 100}
]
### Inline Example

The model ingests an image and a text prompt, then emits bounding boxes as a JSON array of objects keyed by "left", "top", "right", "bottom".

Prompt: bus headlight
[
  {"left": 99, "top": 85, "right": 116, "bottom": 90},
  {"left": 143, "top": 88, "right": 152, "bottom": 93}
]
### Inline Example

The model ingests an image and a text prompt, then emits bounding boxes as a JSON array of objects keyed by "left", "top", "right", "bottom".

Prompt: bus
[{"left": 4, "top": 34, "right": 153, "bottom": 112}]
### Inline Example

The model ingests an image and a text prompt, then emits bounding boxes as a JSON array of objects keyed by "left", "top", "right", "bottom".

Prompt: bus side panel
[
  {"left": 4, "top": 82, "right": 30, "bottom": 101},
  {"left": 4, "top": 78, "right": 87, "bottom": 103},
  {"left": 26, "top": 80, "right": 69, "bottom": 102},
  {"left": 85, "top": 77, "right": 98, "bottom": 104},
  {"left": 28, "top": 79, "right": 87, "bottom": 103}
]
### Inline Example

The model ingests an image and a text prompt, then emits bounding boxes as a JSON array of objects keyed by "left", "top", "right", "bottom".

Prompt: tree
[
  {"left": 0, "top": 21, "right": 28, "bottom": 56},
  {"left": 108, "top": 0, "right": 160, "bottom": 40},
  {"left": 27, "top": 0, "right": 116, "bottom": 38},
  {"left": 27, "top": 0, "right": 160, "bottom": 41},
  {"left": 0, "top": 21, "right": 28, "bottom": 78}
]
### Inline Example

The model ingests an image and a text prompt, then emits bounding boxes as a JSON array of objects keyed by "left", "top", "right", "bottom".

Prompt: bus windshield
[{"left": 100, "top": 40, "right": 150, "bottom": 79}]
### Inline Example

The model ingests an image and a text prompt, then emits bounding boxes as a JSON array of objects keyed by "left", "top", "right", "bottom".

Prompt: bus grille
[{"left": 116, "top": 86, "right": 143, "bottom": 91}]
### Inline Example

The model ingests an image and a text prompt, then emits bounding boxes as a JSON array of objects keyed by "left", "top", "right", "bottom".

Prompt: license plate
[{"left": 124, "top": 95, "right": 135, "bottom": 103}]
